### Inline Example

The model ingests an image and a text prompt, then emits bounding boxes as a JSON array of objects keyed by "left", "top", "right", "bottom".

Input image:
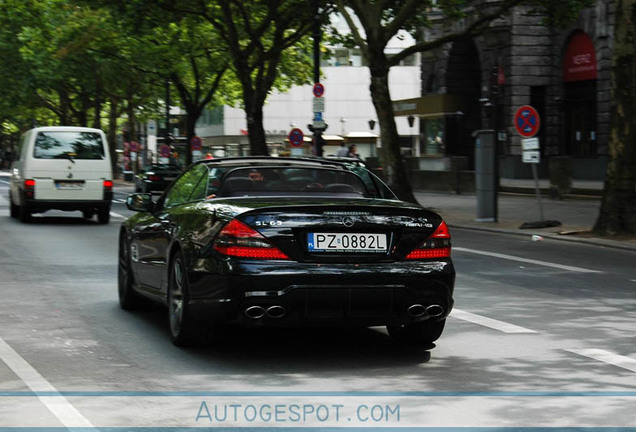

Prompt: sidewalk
[{"left": 415, "top": 186, "right": 636, "bottom": 252}]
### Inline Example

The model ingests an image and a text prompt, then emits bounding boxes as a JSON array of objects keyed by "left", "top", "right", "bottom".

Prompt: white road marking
[
  {"left": 450, "top": 308, "right": 537, "bottom": 333},
  {"left": 454, "top": 247, "right": 602, "bottom": 273},
  {"left": 0, "top": 337, "right": 93, "bottom": 427},
  {"left": 566, "top": 348, "right": 636, "bottom": 373},
  {"left": 110, "top": 211, "right": 127, "bottom": 219}
]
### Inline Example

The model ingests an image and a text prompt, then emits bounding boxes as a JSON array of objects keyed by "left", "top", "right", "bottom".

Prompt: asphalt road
[{"left": 0, "top": 177, "right": 635, "bottom": 428}]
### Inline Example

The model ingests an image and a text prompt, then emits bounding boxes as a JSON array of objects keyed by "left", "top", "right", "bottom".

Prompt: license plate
[
  {"left": 308, "top": 233, "right": 388, "bottom": 253},
  {"left": 164, "top": 177, "right": 176, "bottom": 181},
  {"left": 55, "top": 181, "right": 84, "bottom": 189}
]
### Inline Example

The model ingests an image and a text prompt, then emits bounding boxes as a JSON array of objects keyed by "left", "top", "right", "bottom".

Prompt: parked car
[
  {"left": 119, "top": 157, "right": 455, "bottom": 347},
  {"left": 9, "top": 126, "right": 113, "bottom": 223},
  {"left": 134, "top": 163, "right": 182, "bottom": 193}
]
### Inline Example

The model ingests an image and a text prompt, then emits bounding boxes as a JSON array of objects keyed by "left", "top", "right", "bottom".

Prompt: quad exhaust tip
[
  {"left": 407, "top": 304, "right": 444, "bottom": 318},
  {"left": 244, "top": 305, "right": 265, "bottom": 319},
  {"left": 244, "top": 305, "right": 286, "bottom": 319},
  {"left": 266, "top": 305, "right": 286, "bottom": 318}
]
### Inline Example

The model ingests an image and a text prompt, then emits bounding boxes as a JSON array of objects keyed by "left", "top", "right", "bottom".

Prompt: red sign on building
[{"left": 563, "top": 31, "right": 598, "bottom": 83}]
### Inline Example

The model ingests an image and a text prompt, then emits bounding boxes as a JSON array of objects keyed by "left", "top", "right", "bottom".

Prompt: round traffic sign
[
  {"left": 190, "top": 135, "right": 202, "bottom": 151},
  {"left": 313, "top": 82, "right": 325, "bottom": 98},
  {"left": 161, "top": 145, "right": 171, "bottom": 158},
  {"left": 514, "top": 105, "right": 541, "bottom": 138},
  {"left": 288, "top": 128, "right": 304, "bottom": 147}
]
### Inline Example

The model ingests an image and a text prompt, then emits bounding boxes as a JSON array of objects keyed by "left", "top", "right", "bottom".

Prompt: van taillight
[
  {"left": 24, "top": 179, "right": 36, "bottom": 199},
  {"left": 103, "top": 180, "right": 113, "bottom": 191},
  {"left": 213, "top": 219, "right": 288, "bottom": 260},
  {"left": 405, "top": 221, "right": 451, "bottom": 260}
]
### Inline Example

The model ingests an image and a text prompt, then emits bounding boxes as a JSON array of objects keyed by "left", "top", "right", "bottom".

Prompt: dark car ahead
[
  {"left": 119, "top": 157, "right": 455, "bottom": 347},
  {"left": 134, "top": 163, "right": 182, "bottom": 193}
]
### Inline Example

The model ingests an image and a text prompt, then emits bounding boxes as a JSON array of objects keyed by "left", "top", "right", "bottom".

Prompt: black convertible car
[{"left": 119, "top": 157, "right": 455, "bottom": 347}]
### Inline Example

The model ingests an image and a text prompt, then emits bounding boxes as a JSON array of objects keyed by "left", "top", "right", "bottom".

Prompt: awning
[{"left": 393, "top": 94, "right": 466, "bottom": 118}]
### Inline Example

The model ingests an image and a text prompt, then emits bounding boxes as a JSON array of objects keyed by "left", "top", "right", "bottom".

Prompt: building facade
[{"left": 406, "top": 0, "right": 613, "bottom": 181}]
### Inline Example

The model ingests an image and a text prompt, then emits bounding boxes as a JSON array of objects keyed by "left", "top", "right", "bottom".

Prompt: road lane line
[
  {"left": 454, "top": 247, "right": 602, "bottom": 273},
  {"left": 450, "top": 308, "right": 537, "bottom": 333},
  {"left": 566, "top": 348, "right": 636, "bottom": 373},
  {"left": 0, "top": 337, "right": 93, "bottom": 427},
  {"left": 110, "top": 211, "right": 127, "bottom": 219}
]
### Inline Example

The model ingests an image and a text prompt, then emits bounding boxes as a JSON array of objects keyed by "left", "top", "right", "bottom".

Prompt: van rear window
[{"left": 34, "top": 131, "right": 105, "bottom": 160}]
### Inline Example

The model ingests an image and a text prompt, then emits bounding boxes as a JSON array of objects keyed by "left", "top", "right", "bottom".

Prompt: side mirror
[{"left": 126, "top": 193, "right": 154, "bottom": 212}]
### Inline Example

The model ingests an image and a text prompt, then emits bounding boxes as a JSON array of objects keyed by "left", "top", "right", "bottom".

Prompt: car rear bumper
[
  {"left": 186, "top": 260, "right": 455, "bottom": 328},
  {"left": 24, "top": 198, "right": 112, "bottom": 213}
]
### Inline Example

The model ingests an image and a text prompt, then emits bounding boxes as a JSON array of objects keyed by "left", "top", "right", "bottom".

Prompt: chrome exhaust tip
[
  {"left": 244, "top": 305, "right": 265, "bottom": 319},
  {"left": 425, "top": 304, "right": 444, "bottom": 318},
  {"left": 407, "top": 304, "right": 427, "bottom": 317},
  {"left": 266, "top": 305, "right": 286, "bottom": 319}
]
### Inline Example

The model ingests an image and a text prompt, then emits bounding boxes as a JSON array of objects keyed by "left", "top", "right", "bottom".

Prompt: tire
[
  {"left": 9, "top": 193, "right": 18, "bottom": 219},
  {"left": 82, "top": 210, "right": 95, "bottom": 220},
  {"left": 18, "top": 202, "right": 31, "bottom": 223},
  {"left": 387, "top": 319, "right": 446, "bottom": 347},
  {"left": 118, "top": 232, "right": 146, "bottom": 310},
  {"left": 168, "top": 250, "right": 224, "bottom": 347},
  {"left": 97, "top": 207, "right": 110, "bottom": 224}
]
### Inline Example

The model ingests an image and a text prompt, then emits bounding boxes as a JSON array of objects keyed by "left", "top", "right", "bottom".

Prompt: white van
[{"left": 9, "top": 126, "right": 113, "bottom": 223}]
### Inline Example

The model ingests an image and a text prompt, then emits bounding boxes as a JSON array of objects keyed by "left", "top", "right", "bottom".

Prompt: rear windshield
[
  {"left": 33, "top": 131, "right": 105, "bottom": 160},
  {"left": 213, "top": 167, "right": 371, "bottom": 198}
]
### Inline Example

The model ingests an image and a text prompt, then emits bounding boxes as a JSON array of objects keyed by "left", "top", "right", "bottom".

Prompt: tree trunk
[
  {"left": 369, "top": 68, "right": 416, "bottom": 203},
  {"left": 593, "top": 0, "right": 636, "bottom": 235},
  {"left": 245, "top": 96, "right": 268, "bottom": 156},
  {"left": 108, "top": 98, "right": 119, "bottom": 178}
]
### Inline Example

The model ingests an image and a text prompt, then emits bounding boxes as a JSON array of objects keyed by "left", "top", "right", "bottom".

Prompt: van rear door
[{"left": 27, "top": 130, "right": 111, "bottom": 201}]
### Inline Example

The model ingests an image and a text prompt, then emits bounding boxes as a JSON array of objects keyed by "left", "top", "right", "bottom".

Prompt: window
[
  {"left": 34, "top": 131, "right": 105, "bottom": 160},
  {"left": 163, "top": 164, "right": 209, "bottom": 208}
]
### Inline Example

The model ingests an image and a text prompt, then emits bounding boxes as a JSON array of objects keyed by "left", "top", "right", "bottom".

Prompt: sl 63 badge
[{"left": 254, "top": 220, "right": 283, "bottom": 227}]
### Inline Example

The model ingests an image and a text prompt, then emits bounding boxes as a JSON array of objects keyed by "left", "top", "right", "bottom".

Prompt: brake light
[
  {"left": 213, "top": 219, "right": 289, "bottom": 260},
  {"left": 405, "top": 221, "right": 451, "bottom": 260},
  {"left": 148, "top": 175, "right": 160, "bottom": 181},
  {"left": 24, "top": 179, "right": 36, "bottom": 199},
  {"left": 103, "top": 180, "right": 113, "bottom": 191}
]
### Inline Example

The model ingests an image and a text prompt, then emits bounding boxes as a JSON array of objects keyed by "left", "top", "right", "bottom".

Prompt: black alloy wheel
[
  {"left": 168, "top": 250, "right": 224, "bottom": 347},
  {"left": 118, "top": 232, "right": 145, "bottom": 310}
]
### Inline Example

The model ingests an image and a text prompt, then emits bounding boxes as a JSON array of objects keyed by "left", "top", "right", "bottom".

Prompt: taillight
[
  {"left": 213, "top": 219, "right": 289, "bottom": 260},
  {"left": 24, "top": 179, "right": 36, "bottom": 199},
  {"left": 405, "top": 221, "right": 451, "bottom": 260},
  {"left": 148, "top": 175, "right": 160, "bottom": 181},
  {"left": 103, "top": 180, "right": 113, "bottom": 191}
]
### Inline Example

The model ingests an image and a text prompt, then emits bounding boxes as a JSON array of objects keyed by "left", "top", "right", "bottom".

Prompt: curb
[{"left": 448, "top": 222, "right": 636, "bottom": 252}]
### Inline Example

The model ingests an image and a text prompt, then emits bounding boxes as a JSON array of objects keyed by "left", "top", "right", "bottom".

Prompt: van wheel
[
  {"left": 82, "top": 210, "right": 95, "bottom": 220},
  {"left": 97, "top": 207, "right": 110, "bottom": 224},
  {"left": 9, "top": 193, "right": 18, "bottom": 219},
  {"left": 18, "top": 203, "right": 32, "bottom": 223}
]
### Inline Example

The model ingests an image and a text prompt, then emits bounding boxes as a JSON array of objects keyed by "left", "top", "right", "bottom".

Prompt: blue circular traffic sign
[
  {"left": 190, "top": 135, "right": 202, "bottom": 151},
  {"left": 288, "top": 128, "right": 304, "bottom": 147},
  {"left": 313, "top": 82, "right": 325, "bottom": 97},
  {"left": 514, "top": 105, "right": 540, "bottom": 138},
  {"left": 161, "top": 145, "right": 171, "bottom": 157}
]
